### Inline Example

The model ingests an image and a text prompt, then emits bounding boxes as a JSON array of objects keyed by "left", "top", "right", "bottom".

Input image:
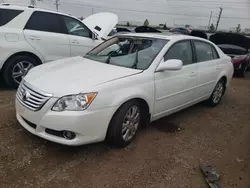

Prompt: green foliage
[
  {"left": 209, "top": 23, "right": 215, "bottom": 32},
  {"left": 143, "top": 19, "right": 149, "bottom": 26}
]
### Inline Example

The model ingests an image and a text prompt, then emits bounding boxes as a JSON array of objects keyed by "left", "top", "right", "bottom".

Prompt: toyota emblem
[{"left": 22, "top": 90, "right": 31, "bottom": 101}]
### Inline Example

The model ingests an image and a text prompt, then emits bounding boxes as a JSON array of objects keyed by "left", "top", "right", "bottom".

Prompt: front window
[
  {"left": 63, "top": 16, "right": 92, "bottom": 38},
  {"left": 84, "top": 36, "right": 168, "bottom": 70}
]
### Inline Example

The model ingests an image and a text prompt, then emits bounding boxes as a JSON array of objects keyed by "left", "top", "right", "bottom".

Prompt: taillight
[{"left": 232, "top": 55, "right": 247, "bottom": 63}]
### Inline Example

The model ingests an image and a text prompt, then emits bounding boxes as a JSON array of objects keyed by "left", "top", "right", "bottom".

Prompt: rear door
[
  {"left": 193, "top": 40, "right": 220, "bottom": 98},
  {"left": 62, "top": 16, "right": 102, "bottom": 56},
  {"left": 23, "top": 11, "right": 70, "bottom": 62}
]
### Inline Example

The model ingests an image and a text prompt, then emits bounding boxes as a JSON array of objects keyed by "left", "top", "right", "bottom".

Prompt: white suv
[{"left": 0, "top": 4, "right": 118, "bottom": 88}]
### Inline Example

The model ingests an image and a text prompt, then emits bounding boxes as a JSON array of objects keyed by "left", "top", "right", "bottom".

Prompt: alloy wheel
[
  {"left": 12, "top": 61, "right": 34, "bottom": 84},
  {"left": 122, "top": 105, "right": 140, "bottom": 142},
  {"left": 212, "top": 82, "right": 224, "bottom": 104}
]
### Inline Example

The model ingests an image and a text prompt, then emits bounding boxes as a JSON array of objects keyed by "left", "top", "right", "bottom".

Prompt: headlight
[{"left": 52, "top": 93, "right": 97, "bottom": 111}]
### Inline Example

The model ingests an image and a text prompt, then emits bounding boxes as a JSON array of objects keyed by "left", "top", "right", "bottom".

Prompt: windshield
[{"left": 84, "top": 36, "right": 168, "bottom": 70}]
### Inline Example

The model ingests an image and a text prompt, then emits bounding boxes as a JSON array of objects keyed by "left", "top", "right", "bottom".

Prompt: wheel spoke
[
  {"left": 13, "top": 71, "right": 23, "bottom": 78},
  {"left": 26, "top": 63, "right": 34, "bottom": 71},
  {"left": 124, "top": 129, "right": 130, "bottom": 141},
  {"left": 17, "top": 62, "right": 25, "bottom": 72}
]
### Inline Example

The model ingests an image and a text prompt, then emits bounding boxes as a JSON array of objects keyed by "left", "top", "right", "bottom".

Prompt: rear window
[
  {"left": 0, "top": 8, "right": 23, "bottom": 26},
  {"left": 25, "top": 11, "right": 66, "bottom": 34},
  {"left": 218, "top": 44, "right": 247, "bottom": 55}
]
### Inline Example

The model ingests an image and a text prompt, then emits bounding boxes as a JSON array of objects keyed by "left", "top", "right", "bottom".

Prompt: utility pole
[
  {"left": 215, "top": 7, "right": 223, "bottom": 31},
  {"left": 54, "top": 0, "right": 60, "bottom": 11},
  {"left": 92, "top": 8, "right": 94, "bottom": 15},
  {"left": 207, "top": 11, "right": 212, "bottom": 30}
]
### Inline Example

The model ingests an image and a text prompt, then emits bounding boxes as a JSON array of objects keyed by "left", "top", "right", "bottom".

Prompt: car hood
[
  {"left": 82, "top": 12, "right": 118, "bottom": 39},
  {"left": 210, "top": 33, "right": 250, "bottom": 50},
  {"left": 24, "top": 56, "right": 142, "bottom": 97}
]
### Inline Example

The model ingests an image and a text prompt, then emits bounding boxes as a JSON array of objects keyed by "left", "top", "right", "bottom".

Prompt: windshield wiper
[{"left": 131, "top": 49, "right": 139, "bottom": 69}]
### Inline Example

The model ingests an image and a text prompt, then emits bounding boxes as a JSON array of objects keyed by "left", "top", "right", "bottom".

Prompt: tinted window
[
  {"left": 63, "top": 16, "right": 91, "bottom": 38},
  {"left": 25, "top": 11, "right": 65, "bottom": 34},
  {"left": 0, "top": 9, "right": 23, "bottom": 26},
  {"left": 194, "top": 41, "right": 214, "bottom": 62},
  {"left": 164, "top": 41, "right": 193, "bottom": 65},
  {"left": 218, "top": 44, "right": 246, "bottom": 55}
]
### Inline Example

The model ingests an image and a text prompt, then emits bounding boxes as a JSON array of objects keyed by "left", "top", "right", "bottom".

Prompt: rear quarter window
[{"left": 0, "top": 8, "right": 23, "bottom": 26}]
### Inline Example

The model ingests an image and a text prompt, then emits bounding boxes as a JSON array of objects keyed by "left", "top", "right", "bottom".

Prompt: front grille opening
[
  {"left": 22, "top": 117, "right": 37, "bottom": 129},
  {"left": 45, "top": 128, "right": 64, "bottom": 138}
]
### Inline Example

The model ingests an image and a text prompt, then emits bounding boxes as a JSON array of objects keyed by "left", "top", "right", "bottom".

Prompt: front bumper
[{"left": 16, "top": 98, "right": 117, "bottom": 146}]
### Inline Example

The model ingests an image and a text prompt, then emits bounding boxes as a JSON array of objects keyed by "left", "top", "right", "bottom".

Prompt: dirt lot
[{"left": 0, "top": 75, "right": 250, "bottom": 188}]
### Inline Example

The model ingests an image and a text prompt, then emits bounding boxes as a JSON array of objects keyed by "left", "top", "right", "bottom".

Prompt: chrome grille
[{"left": 16, "top": 81, "right": 52, "bottom": 111}]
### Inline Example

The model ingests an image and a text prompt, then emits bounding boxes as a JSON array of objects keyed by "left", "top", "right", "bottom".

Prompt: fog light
[{"left": 63, "top": 131, "right": 76, "bottom": 140}]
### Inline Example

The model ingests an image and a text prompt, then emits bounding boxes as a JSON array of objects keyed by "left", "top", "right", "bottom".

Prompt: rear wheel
[
  {"left": 237, "top": 63, "right": 248, "bottom": 77},
  {"left": 205, "top": 79, "right": 226, "bottom": 107},
  {"left": 2, "top": 55, "right": 39, "bottom": 88},
  {"left": 107, "top": 100, "right": 141, "bottom": 148}
]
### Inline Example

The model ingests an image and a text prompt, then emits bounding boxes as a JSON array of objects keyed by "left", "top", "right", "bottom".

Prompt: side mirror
[
  {"left": 156, "top": 59, "right": 183, "bottom": 72},
  {"left": 92, "top": 32, "right": 98, "bottom": 40}
]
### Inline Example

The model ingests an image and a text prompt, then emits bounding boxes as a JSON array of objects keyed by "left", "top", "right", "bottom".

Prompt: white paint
[{"left": 16, "top": 33, "right": 234, "bottom": 146}]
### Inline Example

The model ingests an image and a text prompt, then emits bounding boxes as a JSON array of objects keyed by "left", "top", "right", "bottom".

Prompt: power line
[{"left": 59, "top": 1, "right": 250, "bottom": 20}]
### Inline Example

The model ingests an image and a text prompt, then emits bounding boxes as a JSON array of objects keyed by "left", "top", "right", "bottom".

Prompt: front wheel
[
  {"left": 107, "top": 100, "right": 141, "bottom": 148},
  {"left": 205, "top": 79, "right": 226, "bottom": 107}
]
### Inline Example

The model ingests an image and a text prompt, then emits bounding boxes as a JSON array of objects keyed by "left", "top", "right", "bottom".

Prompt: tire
[
  {"left": 2, "top": 55, "right": 39, "bottom": 88},
  {"left": 205, "top": 79, "right": 226, "bottom": 107},
  {"left": 107, "top": 100, "right": 141, "bottom": 148},
  {"left": 237, "top": 62, "right": 248, "bottom": 77}
]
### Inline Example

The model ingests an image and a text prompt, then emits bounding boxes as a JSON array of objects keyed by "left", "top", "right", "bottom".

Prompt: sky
[{"left": 4, "top": 0, "right": 250, "bottom": 30}]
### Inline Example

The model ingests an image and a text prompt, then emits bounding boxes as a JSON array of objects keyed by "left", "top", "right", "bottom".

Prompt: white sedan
[{"left": 15, "top": 33, "right": 234, "bottom": 147}]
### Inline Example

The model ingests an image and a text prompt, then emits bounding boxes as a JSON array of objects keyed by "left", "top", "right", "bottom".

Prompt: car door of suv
[
  {"left": 153, "top": 40, "right": 198, "bottom": 120},
  {"left": 62, "top": 16, "right": 102, "bottom": 56},
  {"left": 193, "top": 40, "right": 220, "bottom": 98},
  {"left": 23, "top": 11, "right": 70, "bottom": 62}
]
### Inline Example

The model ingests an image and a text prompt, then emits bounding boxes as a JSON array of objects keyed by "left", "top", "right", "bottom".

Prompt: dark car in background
[
  {"left": 169, "top": 27, "right": 191, "bottom": 35},
  {"left": 210, "top": 33, "right": 250, "bottom": 77}
]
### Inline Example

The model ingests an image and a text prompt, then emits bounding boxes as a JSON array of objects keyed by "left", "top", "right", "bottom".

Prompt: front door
[
  {"left": 24, "top": 11, "right": 70, "bottom": 62},
  {"left": 153, "top": 40, "right": 198, "bottom": 120},
  {"left": 62, "top": 16, "right": 102, "bottom": 56}
]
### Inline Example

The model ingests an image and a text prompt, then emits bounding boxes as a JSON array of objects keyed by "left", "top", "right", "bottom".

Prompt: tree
[
  {"left": 143, "top": 19, "right": 149, "bottom": 26},
  {"left": 209, "top": 23, "right": 215, "bottom": 31},
  {"left": 79, "top": 16, "right": 84, "bottom": 21},
  {"left": 163, "top": 23, "right": 167, "bottom": 30},
  {"left": 236, "top": 24, "right": 241, "bottom": 33},
  {"left": 185, "top": 24, "right": 191, "bottom": 28},
  {"left": 126, "top": 22, "right": 130, "bottom": 27}
]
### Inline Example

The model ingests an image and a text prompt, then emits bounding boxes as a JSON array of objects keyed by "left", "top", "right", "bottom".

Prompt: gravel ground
[{"left": 0, "top": 74, "right": 250, "bottom": 188}]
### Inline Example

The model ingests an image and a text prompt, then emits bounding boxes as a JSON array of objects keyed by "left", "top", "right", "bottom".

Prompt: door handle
[
  {"left": 189, "top": 72, "right": 197, "bottom": 77},
  {"left": 72, "top": 40, "right": 79, "bottom": 44},
  {"left": 30, "top": 36, "right": 41, "bottom": 40},
  {"left": 216, "top": 65, "right": 221, "bottom": 70}
]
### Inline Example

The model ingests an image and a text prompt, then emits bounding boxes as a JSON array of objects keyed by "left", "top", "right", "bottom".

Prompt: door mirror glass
[{"left": 156, "top": 59, "right": 183, "bottom": 72}]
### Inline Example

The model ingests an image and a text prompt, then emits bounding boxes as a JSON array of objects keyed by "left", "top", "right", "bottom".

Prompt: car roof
[
  {"left": 117, "top": 32, "right": 208, "bottom": 42},
  {"left": 0, "top": 4, "right": 72, "bottom": 17}
]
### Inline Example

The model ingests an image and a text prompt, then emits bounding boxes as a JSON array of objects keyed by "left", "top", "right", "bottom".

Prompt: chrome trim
[{"left": 16, "top": 81, "right": 53, "bottom": 111}]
